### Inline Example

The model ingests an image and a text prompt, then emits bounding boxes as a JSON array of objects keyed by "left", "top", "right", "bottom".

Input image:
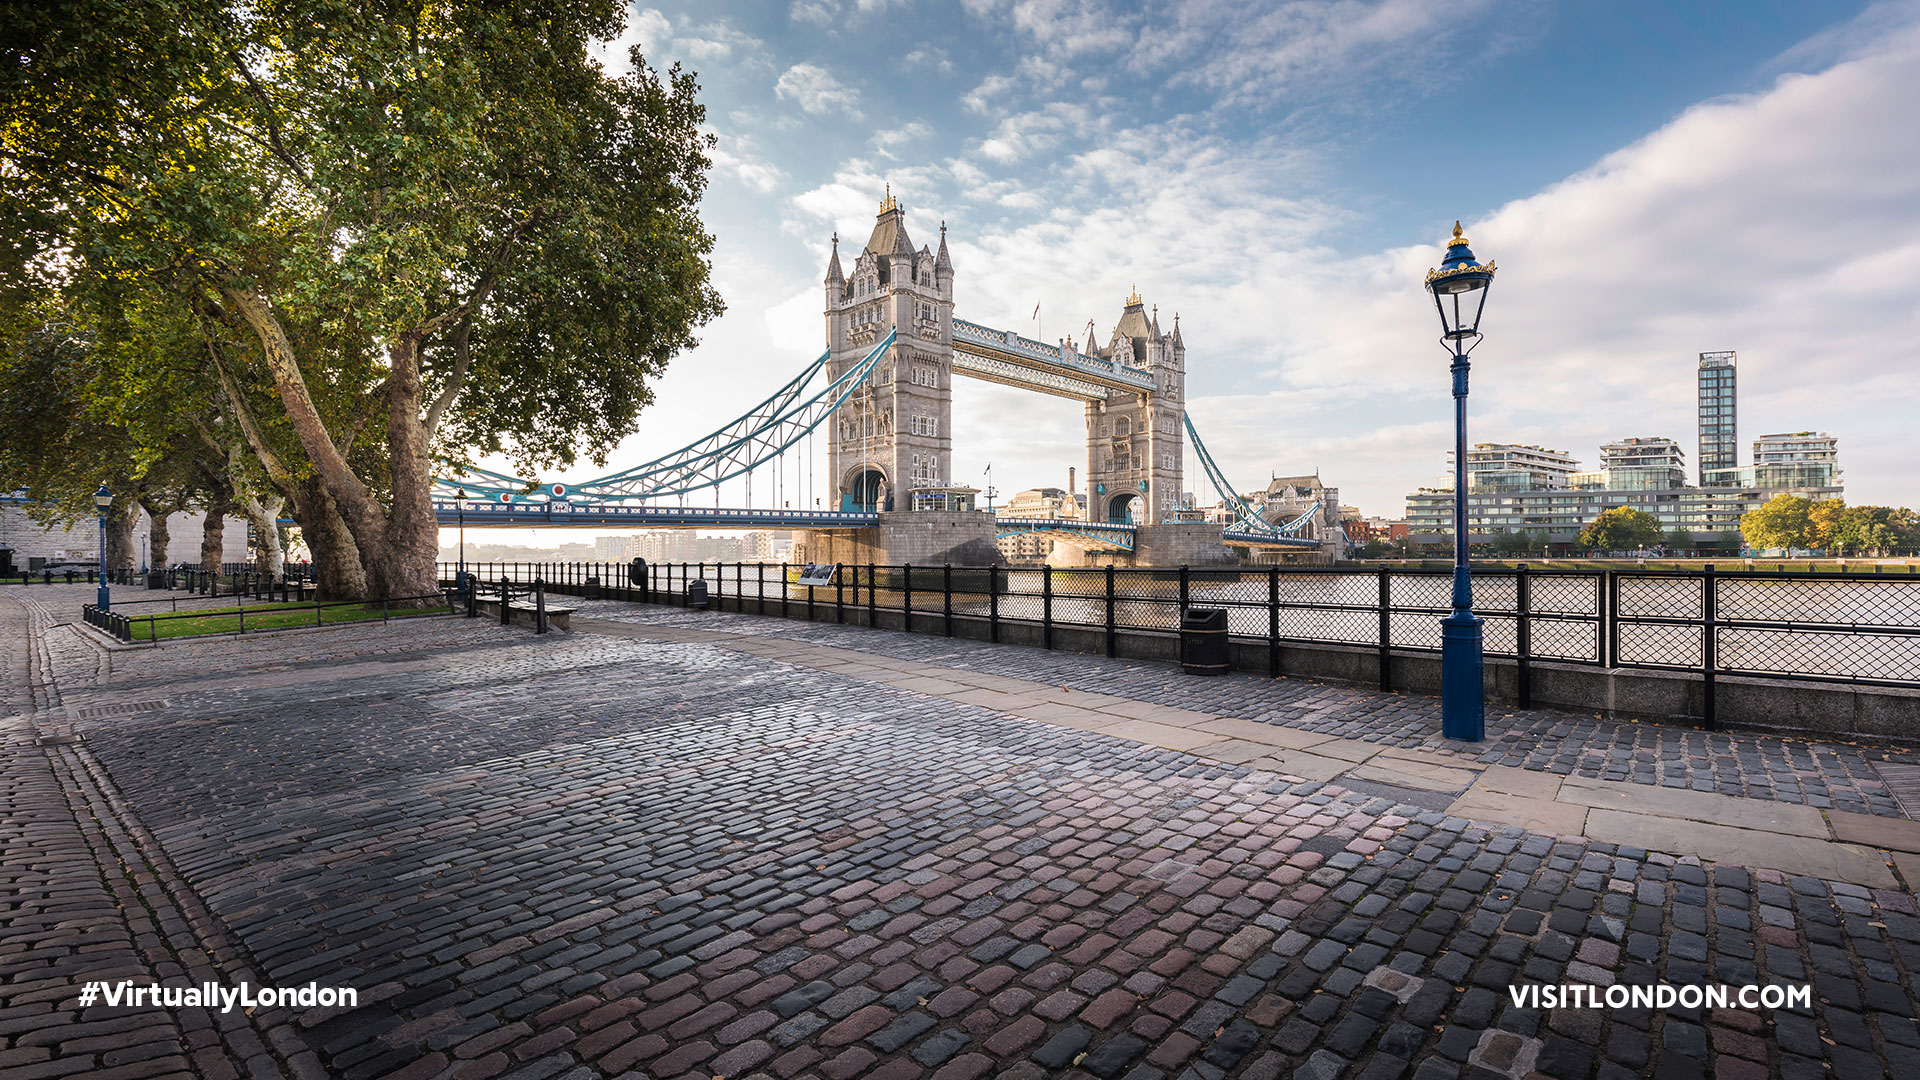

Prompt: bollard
[
  {"left": 534, "top": 579, "right": 548, "bottom": 634},
  {"left": 500, "top": 575, "right": 511, "bottom": 626}
]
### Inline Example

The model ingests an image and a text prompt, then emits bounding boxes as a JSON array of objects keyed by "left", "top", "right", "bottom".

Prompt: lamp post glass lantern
[
  {"left": 1424, "top": 222, "right": 1496, "bottom": 742},
  {"left": 92, "top": 483, "right": 113, "bottom": 610}
]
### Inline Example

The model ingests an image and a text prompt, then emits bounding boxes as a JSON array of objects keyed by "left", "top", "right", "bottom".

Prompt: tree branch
[{"left": 422, "top": 304, "right": 477, "bottom": 437}]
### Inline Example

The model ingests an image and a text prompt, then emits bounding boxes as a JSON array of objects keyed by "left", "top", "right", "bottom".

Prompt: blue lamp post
[
  {"left": 456, "top": 487, "right": 469, "bottom": 601},
  {"left": 92, "top": 483, "right": 113, "bottom": 610},
  {"left": 1425, "top": 222, "right": 1496, "bottom": 742}
]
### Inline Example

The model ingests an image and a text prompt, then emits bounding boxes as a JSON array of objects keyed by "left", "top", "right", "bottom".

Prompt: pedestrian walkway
[{"left": 5, "top": 582, "right": 1920, "bottom": 1079}]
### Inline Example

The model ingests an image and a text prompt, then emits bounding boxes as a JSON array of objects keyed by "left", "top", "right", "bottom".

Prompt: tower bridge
[{"left": 432, "top": 192, "right": 1322, "bottom": 563}]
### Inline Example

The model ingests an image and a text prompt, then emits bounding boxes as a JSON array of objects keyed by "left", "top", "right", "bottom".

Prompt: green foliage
[
  {"left": 1488, "top": 530, "right": 1535, "bottom": 554},
  {"left": 1740, "top": 495, "right": 1813, "bottom": 550},
  {"left": 3, "top": 1, "right": 725, "bottom": 595},
  {"left": 1577, "top": 507, "right": 1663, "bottom": 553}
]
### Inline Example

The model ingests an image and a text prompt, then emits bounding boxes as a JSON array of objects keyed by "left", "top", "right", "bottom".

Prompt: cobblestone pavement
[
  {"left": 4, "top": 583, "right": 1920, "bottom": 1080},
  {"left": 559, "top": 601, "right": 1917, "bottom": 818}
]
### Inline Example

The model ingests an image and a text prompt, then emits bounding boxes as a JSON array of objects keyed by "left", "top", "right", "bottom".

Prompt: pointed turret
[
  {"left": 825, "top": 232, "right": 844, "bottom": 284},
  {"left": 935, "top": 221, "right": 953, "bottom": 274},
  {"left": 1170, "top": 312, "right": 1182, "bottom": 346}
]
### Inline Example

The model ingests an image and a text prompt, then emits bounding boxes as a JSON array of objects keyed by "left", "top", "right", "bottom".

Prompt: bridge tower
[
  {"left": 823, "top": 189, "right": 954, "bottom": 514},
  {"left": 1081, "top": 292, "right": 1185, "bottom": 524}
]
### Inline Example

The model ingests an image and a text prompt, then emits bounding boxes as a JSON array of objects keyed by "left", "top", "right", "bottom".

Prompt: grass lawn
[{"left": 124, "top": 600, "right": 449, "bottom": 641}]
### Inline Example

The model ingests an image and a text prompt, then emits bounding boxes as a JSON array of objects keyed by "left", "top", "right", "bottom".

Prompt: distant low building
[
  {"left": 995, "top": 487, "right": 1084, "bottom": 563},
  {"left": 1259, "top": 474, "right": 1344, "bottom": 555}
]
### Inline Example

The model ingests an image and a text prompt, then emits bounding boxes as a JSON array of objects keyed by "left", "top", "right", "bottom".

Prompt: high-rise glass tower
[{"left": 1697, "top": 351, "right": 1737, "bottom": 484}]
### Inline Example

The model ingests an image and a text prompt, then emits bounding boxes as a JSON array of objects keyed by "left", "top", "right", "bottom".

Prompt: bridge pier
[
  {"left": 796, "top": 510, "right": 1004, "bottom": 567},
  {"left": 1037, "top": 522, "right": 1246, "bottom": 568}
]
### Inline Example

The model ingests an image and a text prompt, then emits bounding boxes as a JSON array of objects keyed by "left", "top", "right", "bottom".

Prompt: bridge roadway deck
[{"left": 5, "top": 580, "right": 1920, "bottom": 1078}]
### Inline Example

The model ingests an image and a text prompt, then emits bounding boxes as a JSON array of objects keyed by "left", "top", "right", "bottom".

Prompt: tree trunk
[
  {"left": 140, "top": 497, "right": 171, "bottom": 568},
  {"left": 106, "top": 500, "right": 139, "bottom": 570},
  {"left": 242, "top": 494, "right": 287, "bottom": 578},
  {"left": 200, "top": 488, "right": 231, "bottom": 574},
  {"left": 376, "top": 335, "right": 442, "bottom": 604},
  {"left": 288, "top": 475, "right": 368, "bottom": 601}
]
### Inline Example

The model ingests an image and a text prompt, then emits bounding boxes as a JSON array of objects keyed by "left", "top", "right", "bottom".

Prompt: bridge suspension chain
[
  {"left": 433, "top": 330, "right": 896, "bottom": 504},
  {"left": 1183, "top": 416, "right": 1318, "bottom": 538}
]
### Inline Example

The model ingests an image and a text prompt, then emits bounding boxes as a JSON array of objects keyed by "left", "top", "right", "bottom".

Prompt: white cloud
[
  {"left": 974, "top": 103, "right": 1090, "bottom": 163},
  {"left": 960, "top": 74, "right": 1019, "bottom": 114},
  {"left": 871, "top": 120, "right": 934, "bottom": 158},
  {"left": 567, "top": 3, "right": 1920, "bottom": 520},
  {"left": 902, "top": 45, "right": 956, "bottom": 75},
  {"left": 775, "top": 62, "right": 864, "bottom": 117},
  {"left": 707, "top": 132, "right": 788, "bottom": 193},
  {"left": 590, "top": 7, "right": 671, "bottom": 76},
  {"left": 924, "top": 11, "right": 1920, "bottom": 512}
]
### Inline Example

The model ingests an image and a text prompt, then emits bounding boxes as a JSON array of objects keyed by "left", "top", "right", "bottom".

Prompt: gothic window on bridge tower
[
  {"left": 911, "top": 454, "right": 940, "bottom": 488},
  {"left": 909, "top": 413, "right": 939, "bottom": 437},
  {"left": 910, "top": 365, "right": 938, "bottom": 388}
]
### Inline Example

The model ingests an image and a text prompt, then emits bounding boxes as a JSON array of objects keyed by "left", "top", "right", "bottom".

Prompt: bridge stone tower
[
  {"left": 823, "top": 189, "right": 954, "bottom": 514},
  {"left": 1081, "top": 291, "right": 1186, "bottom": 524}
]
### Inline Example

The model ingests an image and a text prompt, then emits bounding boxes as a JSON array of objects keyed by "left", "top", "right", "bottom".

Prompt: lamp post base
[
  {"left": 1440, "top": 610, "right": 1484, "bottom": 742},
  {"left": 97, "top": 583, "right": 111, "bottom": 612}
]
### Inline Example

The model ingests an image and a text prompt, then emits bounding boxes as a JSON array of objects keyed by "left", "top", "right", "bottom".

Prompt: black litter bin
[
  {"left": 585, "top": 575, "right": 602, "bottom": 600},
  {"left": 1180, "top": 607, "right": 1229, "bottom": 675},
  {"left": 687, "top": 578, "right": 709, "bottom": 609}
]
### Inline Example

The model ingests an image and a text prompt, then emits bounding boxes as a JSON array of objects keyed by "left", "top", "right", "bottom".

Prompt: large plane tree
[{"left": 3, "top": 0, "right": 723, "bottom": 599}]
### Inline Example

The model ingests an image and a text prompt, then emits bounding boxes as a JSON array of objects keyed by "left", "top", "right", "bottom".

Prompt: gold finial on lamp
[{"left": 1448, "top": 221, "right": 1469, "bottom": 247}]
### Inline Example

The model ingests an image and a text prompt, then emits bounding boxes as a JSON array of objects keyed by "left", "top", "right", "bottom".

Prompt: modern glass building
[
  {"left": 1697, "top": 351, "right": 1737, "bottom": 484},
  {"left": 1405, "top": 432, "right": 1843, "bottom": 543}
]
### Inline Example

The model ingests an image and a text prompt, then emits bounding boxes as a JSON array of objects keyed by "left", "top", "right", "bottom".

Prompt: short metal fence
[
  {"left": 444, "top": 560, "right": 1920, "bottom": 727},
  {"left": 83, "top": 591, "right": 453, "bottom": 643}
]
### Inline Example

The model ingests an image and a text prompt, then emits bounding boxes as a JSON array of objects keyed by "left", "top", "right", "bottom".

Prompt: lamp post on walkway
[
  {"left": 1424, "top": 222, "right": 1496, "bottom": 742},
  {"left": 93, "top": 483, "right": 113, "bottom": 610},
  {"left": 456, "top": 487, "right": 468, "bottom": 600}
]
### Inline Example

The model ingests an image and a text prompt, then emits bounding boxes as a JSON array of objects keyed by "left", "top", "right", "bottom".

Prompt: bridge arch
[
  {"left": 843, "top": 465, "right": 888, "bottom": 513},
  {"left": 1107, "top": 491, "right": 1139, "bottom": 524}
]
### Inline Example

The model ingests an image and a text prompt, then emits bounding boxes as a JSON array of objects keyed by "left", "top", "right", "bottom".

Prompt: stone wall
[
  {"left": 0, "top": 502, "right": 251, "bottom": 569},
  {"left": 795, "top": 510, "right": 1003, "bottom": 567}
]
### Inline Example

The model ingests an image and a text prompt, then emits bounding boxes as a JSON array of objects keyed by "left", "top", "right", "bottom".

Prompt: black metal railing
[
  {"left": 83, "top": 591, "right": 453, "bottom": 644},
  {"left": 441, "top": 560, "right": 1920, "bottom": 727}
]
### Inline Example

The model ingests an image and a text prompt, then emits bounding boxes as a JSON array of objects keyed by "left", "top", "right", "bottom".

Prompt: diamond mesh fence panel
[
  {"left": 1531, "top": 573, "right": 1601, "bottom": 616},
  {"left": 1117, "top": 570, "right": 1183, "bottom": 601},
  {"left": 1617, "top": 622, "right": 1704, "bottom": 668},
  {"left": 1718, "top": 577, "right": 1920, "bottom": 627},
  {"left": 1474, "top": 574, "right": 1518, "bottom": 615},
  {"left": 1279, "top": 572, "right": 1378, "bottom": 608},
  {"left": 1718, "top": 628, "right": 1920, "bottom": 683},
  {"left": 1275, "top": 607, "right": 1377, "bottom": 645},
  {"left": 1388, "top": 573, "right": 1452, "bottom": 610},
  {"left": 999, "top": 570, "right": 1045, "bottom": 622},
  {"left": 1618, "top": 575, "right": 1702, "bottom": 619},
  {"left": 1388, "top": 611, "right": 1445, "bottom": 651},
  {"left": 1531, "top": 617, "right": 1601, "bottom": 662},
  {"left": 1481, "top": 615, "right": 1518, "bottom": 656}
]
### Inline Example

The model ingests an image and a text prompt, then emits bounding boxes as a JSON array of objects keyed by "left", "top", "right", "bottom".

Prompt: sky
[{"left": 514, "top": 0, "right": 1920, "bottom": 524}]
